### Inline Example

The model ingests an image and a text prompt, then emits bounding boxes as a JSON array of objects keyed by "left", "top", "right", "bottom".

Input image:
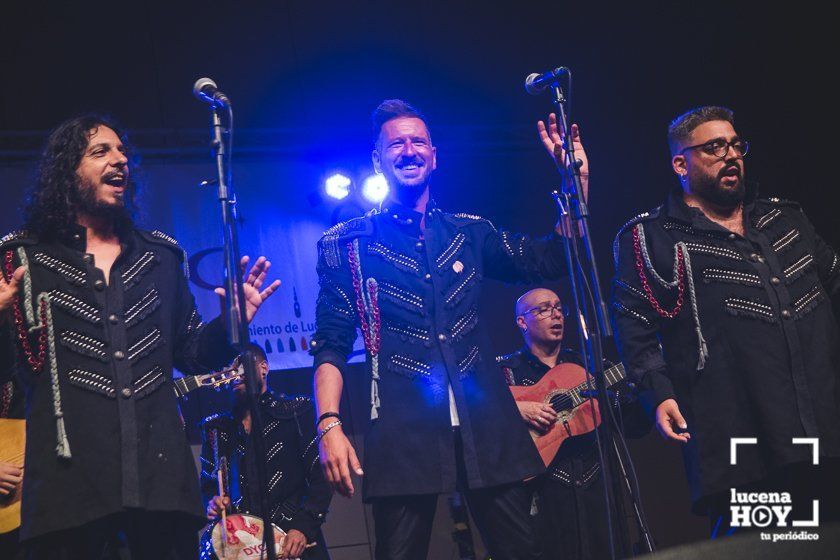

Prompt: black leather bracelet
[{"left": 317, "top": 411, "right": 341, "bottom": 425}]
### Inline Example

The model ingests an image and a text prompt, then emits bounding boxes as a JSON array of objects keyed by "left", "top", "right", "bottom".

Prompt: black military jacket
[
  {"left": 0, "top": 225, "right": 235, "bottom": 539},
  {"left": 200, "top": 393, "right": 331, "bottom": 543},
  {"left": 311, "top": 200, "right": 566, "bottom": 498},
  {"left": 611, "top": 187, "right": 840, "bottom": 512}
]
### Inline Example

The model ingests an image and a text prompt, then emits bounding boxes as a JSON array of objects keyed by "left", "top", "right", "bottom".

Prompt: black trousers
[
  {"left": 24, "top": 510, "right": 199, "bottom": 560},
  {"left": 371, "top": 429, "right": 541, "bottom": 560}
]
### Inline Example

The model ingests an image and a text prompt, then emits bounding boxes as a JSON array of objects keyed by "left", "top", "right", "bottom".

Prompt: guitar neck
[
  {"left": 603, "top": 363, "right": 626, "bottom": 387},
  {"left": 172, "top": 375, "right": 201, "bottom": 398}
]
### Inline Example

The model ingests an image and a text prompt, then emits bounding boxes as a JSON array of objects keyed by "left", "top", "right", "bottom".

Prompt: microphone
[
  {"left": 524, "top": 67, "right": 569, "bottom": 95},
  {"left": 192, "top": 77, "right": 231, "bottom": 107}
]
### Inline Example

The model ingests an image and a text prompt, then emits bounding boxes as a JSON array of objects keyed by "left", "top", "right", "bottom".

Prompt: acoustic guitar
[
  {"left": 509, "top": 362, "right": 625, "bottom": 467},
  {"left": 0, "top": 363, "right": 244, "bottom": 533},
  {"left": 0, "top": 418, "right": 25, "bottom": 534}
]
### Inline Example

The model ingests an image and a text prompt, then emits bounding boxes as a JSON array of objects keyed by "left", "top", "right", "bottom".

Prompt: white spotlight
[
  {"left": 361, "top": 174, "right": 389, "bottom": 204},
  {"left": 324, "top": 174, "right": 352, "bottom": 200}
]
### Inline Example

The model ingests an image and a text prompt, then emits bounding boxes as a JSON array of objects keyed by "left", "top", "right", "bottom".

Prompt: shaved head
[
  {"left": 515, "top": 288, "right": 565, "bottom": 348},
  {"left": 515, "top": 288, "right": 560, "bottom": 319}
]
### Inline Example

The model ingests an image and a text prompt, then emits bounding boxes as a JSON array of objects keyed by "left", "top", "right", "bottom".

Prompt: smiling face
[
  {"left": 672, "top": 120, "right": 746, "bottom": 207},
  {"left": 75, "top": 125, "right": 130, "bottom": 215},
  {"left": 372, "top": 116, "right": 437, "bottom": 205}
]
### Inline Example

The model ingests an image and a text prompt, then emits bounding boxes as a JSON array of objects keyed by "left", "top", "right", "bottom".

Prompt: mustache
[{"left": 396, "top": 157, "right": 423, "bottom": 168}]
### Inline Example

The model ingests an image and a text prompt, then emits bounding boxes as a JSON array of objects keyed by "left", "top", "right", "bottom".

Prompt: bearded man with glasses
[{"left": 611, "top": 106, "right": 840, "bottom": 537}]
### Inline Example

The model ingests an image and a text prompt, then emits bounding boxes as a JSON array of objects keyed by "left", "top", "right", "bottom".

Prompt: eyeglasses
[
  {"left": 679, "top": 138, "right": 749, "bottom": 159},
  {"left": 524, "top": 303, "right": 566, "bottom": 320}
]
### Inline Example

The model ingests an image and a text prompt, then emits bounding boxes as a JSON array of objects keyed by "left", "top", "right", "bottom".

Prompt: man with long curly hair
[{"left": 0, "top": 115, "right": 280, "bottom": 559}]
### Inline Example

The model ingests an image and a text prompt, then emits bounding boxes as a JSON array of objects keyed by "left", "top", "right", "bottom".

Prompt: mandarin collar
[
  {"left": 663, "top": 180, "right": 760, "bottom": 229},
  {"left": 380, "top": 198, "right": 442, "bottom": 234}
]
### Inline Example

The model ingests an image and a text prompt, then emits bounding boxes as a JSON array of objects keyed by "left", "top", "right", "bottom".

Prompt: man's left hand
[
  {"left": 281, "top": 529, "right": 307, "bottom": 559},
  {"left": 214, "top": 255, "right": 281, "bottom": 323},
  {"left": 537, "top": 114, "right": 589, "bottom": 203}
]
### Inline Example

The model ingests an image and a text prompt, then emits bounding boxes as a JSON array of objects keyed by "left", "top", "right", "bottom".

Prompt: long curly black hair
[{"left": 23, "top": 114, "right": 138, "bottom": 239}]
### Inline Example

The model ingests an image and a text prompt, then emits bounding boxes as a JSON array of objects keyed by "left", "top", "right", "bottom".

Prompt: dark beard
[
  {"left": 391, "top": 180, "right": 428, "bottom": 207},
  {"left": 77, "top": 183, "right": 134, "bottom": 231},
  {"left": 690, "top": 170, "right": 745, "bottom": 208}
]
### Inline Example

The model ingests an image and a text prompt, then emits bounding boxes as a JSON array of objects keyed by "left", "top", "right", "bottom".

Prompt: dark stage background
[{"left": 1, "top": 1, "right": 837, "bottom": 558}]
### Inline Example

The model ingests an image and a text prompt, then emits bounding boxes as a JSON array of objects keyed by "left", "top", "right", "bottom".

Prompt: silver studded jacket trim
[
  {"left": 59, "top": 330, "right": 108, "bottom": 362},
  {"left": 150, "top": 231, "right": 189, "bottom": 279},
  {"left": 701, "top": 268, "right": 762, "bottom": 287},
  {"left": 128, "top": 327, "right": 163, "bottom": 362},
  {"left": 383, "top": 319, "right": 430, "bottom": 344},
  {"left": 500, "top": 231, "right": 526, "bottom": 259},
  {"left": 784, "top": 253, "right": 814, "bottom": 282},
  {"left": 723, "top": 297, "right": 776, "bottom": 323},
  {"left": 132, "top": 365, "right": 165, "bottom": 398},
  {"left": 754, "top": 208, "right": 782, "bottom": 230},
  {"left": 436, "top": 232, "right": 467, "bottom": 270},
  {"left": 448, "top": 306, "right": 479, "bottom": 341},
  {"left": 684, "top": 242, "right": 743, "bottom": 261},
  {"left": 368, "top": 242, "right": 421, "bottom": 275},
  {"left": 614, "top": 278, "right": 648, "bottom": 301},
  {"left": 125, "top": 287, "right": 161, "bottom": 328},
  {"left": 444, "top": 267, "right": 478, "bottom": 307},
  {"left": 612, "top": 301, "right": 653, "bottom": 328},
  {"left": 457, "top": 346, "right": 480, "bottom": 379},
  {"left": 772, "top": 229, "right": 801, "bottom": 254},
  {"left": 387, "top": 354, "right": 432, "bottom": 380},
  {"left": 378, "top": 281, "right": 425, "bottom": 314},
  {"left": 49, "top": 290, "right": 101, "bottom": 324},
  {"left": 794, "top": 285, "right": 825, "bottom": 319},
  {"left": 33, "top": 252, "right": 87, "bottom": 286},
  {"left": 67, "top": 368, "right": 115, "bottom": 398},
  {"left": 122, "top": 251, "right": 157, "bottom": 290}
]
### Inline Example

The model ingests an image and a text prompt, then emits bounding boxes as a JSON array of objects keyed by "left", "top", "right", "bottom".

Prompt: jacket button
[
  {"left": 83, "top": 254, "right": 93, "bottom": 264},
  {"left": 781, "top": 309, "right": 791, "bottom": 319},
  {"left": 770, "top": 276, "right": 781, "bottom": 286},
  {"left": 574, "top": 480, "right": 582, "bottom": 487},
  {"left": 114, "top": 350, "right": 125, "bottom": 360},
  {"left": 121, "top": 388, "right": 133, "bottom": 398},
  {"left": 405, "top": 218, "right": 414, "bottom": 225},
  {"left": 424, "top": 273, "right": 432, "bottom": 282},
  {"left": 109, "top": 314, "right": 119, "bottom": 324},
  {"left": 749, "top": 253, "right": 759, "bottom": 262},
  {"left": 438, "top": 333, "right": 447, "bottom": 342},
  {"left": 94, "top": 279, "right": 105, "bottom": 290},
  {"left": 728, "top": 233, "right": 736, "bottom": 240},
  {"left": 415, "top": 241, "right": 424, "bottom": 251}
]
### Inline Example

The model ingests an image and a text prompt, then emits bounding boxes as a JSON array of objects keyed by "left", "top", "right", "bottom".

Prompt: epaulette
[
  {"left": 0, "top": 230, "right": 36, "bottom": 251},
  {"left": 759, "top": 197, "right": 801, "bottom": 209},
  {"left": 267, "top": 394, "right": 313, "bottom": 419},
  {"left": 318, "top": 215, "right": 374, "bottom": 269},
  {"left": 137, "top": 229, "right": 190, "bottom": 278},
  {"left": 444, "top": 211, "right": 496, "bottom": 230},
  {"left": 612, "top": 207, "right": 661, "bottom": 268}
]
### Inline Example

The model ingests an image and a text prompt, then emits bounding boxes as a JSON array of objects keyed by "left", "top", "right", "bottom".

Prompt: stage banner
[{"left": 144, "top": 161, "right": 366, "bottom": 372}]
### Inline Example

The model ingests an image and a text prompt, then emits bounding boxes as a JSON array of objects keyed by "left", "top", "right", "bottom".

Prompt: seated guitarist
[
  {"left": 0, "top": 376, "right": 24, "bottom": 560},
  {"left": 498, "top": 288, "right": 649, "bottom": 560}
]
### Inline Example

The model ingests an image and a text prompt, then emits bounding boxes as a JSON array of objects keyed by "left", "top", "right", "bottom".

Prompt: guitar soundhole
[{"left": 549, "top": 393, "right": 574, "bottom": 412}]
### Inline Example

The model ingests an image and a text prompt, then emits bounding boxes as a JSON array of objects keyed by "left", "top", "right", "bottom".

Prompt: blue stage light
[
  {"left": 324, "top": 174, "right": 352, "bottom": 200},
  {"left": 361, "top": 174, "right": 389, "bottom": 204}
]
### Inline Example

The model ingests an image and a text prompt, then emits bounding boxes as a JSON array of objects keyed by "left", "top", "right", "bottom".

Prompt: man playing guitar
[{"left": 499, "top": 288, "right": 648, "bottom": 560}]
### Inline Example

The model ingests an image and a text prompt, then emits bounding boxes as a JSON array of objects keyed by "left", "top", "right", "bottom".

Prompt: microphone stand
[
  {"left": 544, "top": 70, "right": 655, "bottom": 557},
  {"left": 207, "top": 101, "right": 278, "bottom": 560}
]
